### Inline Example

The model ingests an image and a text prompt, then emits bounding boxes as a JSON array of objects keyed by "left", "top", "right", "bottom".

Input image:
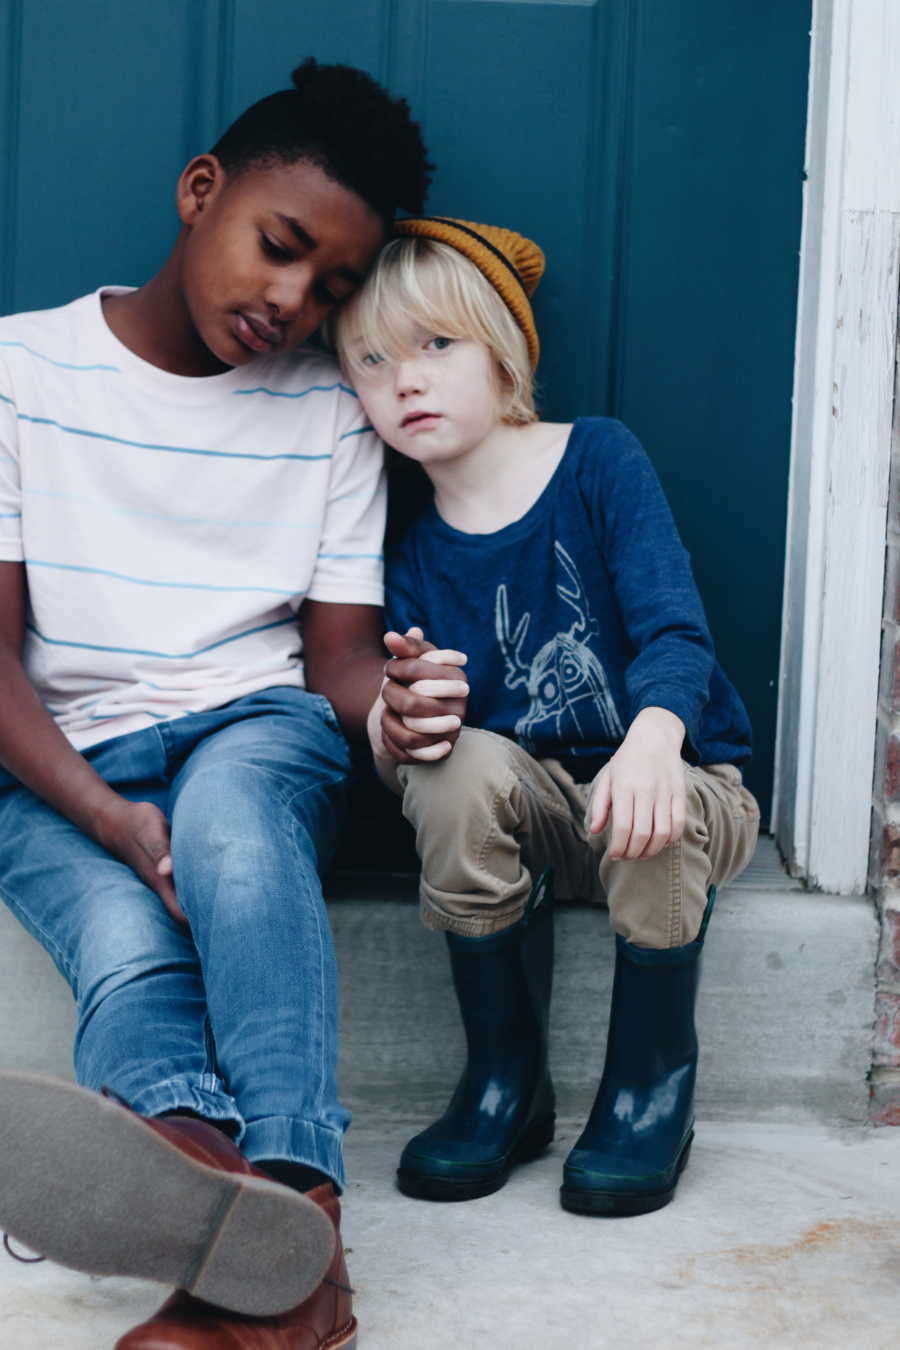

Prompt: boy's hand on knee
[
  {"left": 588, "top": 707, "right": 687, "bottom": 860},
  {"left": 380, "top": 628, "right": 469, "bottom": 763},
  {"left": 95, "top": 797, "right": 188, "bottom": 926}
]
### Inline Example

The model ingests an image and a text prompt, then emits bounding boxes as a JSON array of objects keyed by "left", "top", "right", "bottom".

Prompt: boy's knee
[{"left": 398, "top": 729, "right": 518, "bottom": 815}]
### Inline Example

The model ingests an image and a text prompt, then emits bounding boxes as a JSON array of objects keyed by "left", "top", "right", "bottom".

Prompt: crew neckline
[
  {"left": 423, "top": 420, "right": 583, "bottom": 548},
  {"left": 87, "top": 287, "right": 274, "bottom": 403}
]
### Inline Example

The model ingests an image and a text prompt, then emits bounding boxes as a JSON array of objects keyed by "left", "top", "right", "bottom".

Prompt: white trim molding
[{"left": 774, "top": 0, "right": 900, "bottom": 892}]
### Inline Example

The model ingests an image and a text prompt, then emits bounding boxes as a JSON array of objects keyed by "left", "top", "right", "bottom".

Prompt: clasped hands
[
  {"left": 370, "top": 626, "right": 469, "bottom": 766},
  {"left": 370, "top": 629, "right": 687, "bottom": 862}
]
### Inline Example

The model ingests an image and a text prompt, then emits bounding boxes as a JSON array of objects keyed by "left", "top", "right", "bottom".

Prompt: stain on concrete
[
  {"left": 677, "top": 1216, "right": 899, "bottom": 1274},
  {"left": 670, "top": 1215, "right": 900, "bottom": 1345},
  {"left": 720, "top": 1217, "right": 895, "bottom": 1265}
]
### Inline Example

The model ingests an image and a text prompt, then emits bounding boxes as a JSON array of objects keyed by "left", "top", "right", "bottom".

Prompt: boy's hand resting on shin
[
  {"left": 94, "top": 796, "right": 187, "bottom": 926},
  {"left": 588, "top": 706, "right": 687, "bottom": 860},
  {"left": 369, "top": 627, "right": 469, "bottom": 766}
]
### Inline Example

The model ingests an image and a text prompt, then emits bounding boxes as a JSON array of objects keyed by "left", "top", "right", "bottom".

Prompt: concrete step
[{"left": 0, "top": 839, "right": 878, "bottom": 1124}]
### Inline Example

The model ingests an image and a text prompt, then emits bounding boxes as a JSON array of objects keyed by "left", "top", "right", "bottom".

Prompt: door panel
[
  {"left": 7, "top": 0, "right": 219, "bottom": 313},
  {"left": 410, "top": 1, "right": 624, "bottom": 424},
  {"left": 0, "top": 0, "right": 811, "bottom": 816},
  {"left": 227, "top": 1, "right": 387, "bottom": 115},
  {"left": 614, "top": 3, "right": 811, "bottom": 800}
]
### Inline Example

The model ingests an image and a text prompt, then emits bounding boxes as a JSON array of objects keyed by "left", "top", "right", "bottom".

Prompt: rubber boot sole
[
  {"left": 397, "top": 1113, "right": 555, "bottom": 1202},
  {"left": 559, "top": 1134, "right": 693, "bottom": 1217},
  {"left": 0, "top": 1072, "right": 335, "bottom": 1315}
]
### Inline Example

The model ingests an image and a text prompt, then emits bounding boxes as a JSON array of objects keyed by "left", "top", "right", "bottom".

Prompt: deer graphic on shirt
[{"left": 494, "top": 541, "right": 624, "bottom": 753}]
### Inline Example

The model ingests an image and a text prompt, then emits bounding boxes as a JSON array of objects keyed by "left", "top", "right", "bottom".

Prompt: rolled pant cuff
[
  {"left": 124, "top": 1075, "right": 243, "bottom": 1131},
  {"left": 420, "top": 895, "right": 526, "bottom": 938},
  {"left": 241, "top": 1115, "right": 347, "bottom": 1192}
]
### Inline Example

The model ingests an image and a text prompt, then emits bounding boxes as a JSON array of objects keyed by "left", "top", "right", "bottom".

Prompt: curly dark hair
[{"left": 210, "top": 59, "right": 433, "bottom": 222}]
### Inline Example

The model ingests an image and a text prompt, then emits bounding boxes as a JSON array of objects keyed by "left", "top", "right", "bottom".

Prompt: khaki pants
[{"left": 396, "top": 728, "right": 760, "bottom": 949}]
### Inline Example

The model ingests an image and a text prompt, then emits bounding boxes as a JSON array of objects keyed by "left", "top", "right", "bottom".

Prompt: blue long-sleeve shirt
[{"left": 386, "top": 417, "right": 751, "bottom": 781}]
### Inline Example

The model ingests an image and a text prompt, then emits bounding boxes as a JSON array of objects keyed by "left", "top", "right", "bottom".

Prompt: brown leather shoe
[
  {"left": 115, "top": 1183, "right": 357, "bottom": 1349},
  {"left": 0, "top": 1071, "right": 334, "bottom": 1315}
]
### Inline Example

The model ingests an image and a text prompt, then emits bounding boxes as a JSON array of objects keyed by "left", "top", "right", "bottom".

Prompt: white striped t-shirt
[{"left": 0, "top": 288, "right": 385, "bottom": 749}]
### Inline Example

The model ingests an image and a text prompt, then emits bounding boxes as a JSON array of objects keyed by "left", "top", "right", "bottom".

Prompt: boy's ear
[{"left": 176, "top": 154, "right": 226, "bottom": 227}]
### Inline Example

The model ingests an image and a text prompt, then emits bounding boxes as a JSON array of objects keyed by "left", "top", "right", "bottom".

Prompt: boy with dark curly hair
[{"left": 0, "top": 60, "right": 461, "bottom": 1350}]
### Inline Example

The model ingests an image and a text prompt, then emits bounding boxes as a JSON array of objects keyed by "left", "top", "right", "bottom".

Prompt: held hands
[
  {"left": 372, "top": 627, "right": 469, "bottom": 765},
  {"left": 94, "top": 796, "right": 187, "bottom": 926},
  {"left": 588, "top": 706, "right": 687, "bottom": 860}
]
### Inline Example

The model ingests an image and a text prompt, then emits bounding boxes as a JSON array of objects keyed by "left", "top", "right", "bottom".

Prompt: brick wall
[{"left": 870, "top": 342, "right": 900, "bottom": 1125}]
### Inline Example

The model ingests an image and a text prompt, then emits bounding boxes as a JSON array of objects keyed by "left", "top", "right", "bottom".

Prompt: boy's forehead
[
  {"left": 349, "top": 313, "right": 427, "bottom": 352},
  {"left": 226, "top": 158, "right": 386, "bottom": 265}
]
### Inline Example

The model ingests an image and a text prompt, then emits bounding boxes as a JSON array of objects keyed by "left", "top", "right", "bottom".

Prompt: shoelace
[{"left": 3, "top": 1232, "right": 45, "bottom": 1264}]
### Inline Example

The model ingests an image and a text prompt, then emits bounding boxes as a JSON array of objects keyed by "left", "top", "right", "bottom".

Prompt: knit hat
[{"left": 394, "top": 216, "right": 544, "bottom": 369}]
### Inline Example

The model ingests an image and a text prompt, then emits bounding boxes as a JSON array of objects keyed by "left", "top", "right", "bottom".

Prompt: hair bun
[{"left": 290, "top": 57, "right": 318, "bottom": 91}]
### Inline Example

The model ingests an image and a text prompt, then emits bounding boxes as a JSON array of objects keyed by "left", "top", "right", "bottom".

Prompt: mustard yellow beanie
[{"left": 394, "top": 216, "right": 545, "bottom": 369}]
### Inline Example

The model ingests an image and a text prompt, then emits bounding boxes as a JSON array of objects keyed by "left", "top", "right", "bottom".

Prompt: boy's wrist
[
  {"left": 367, "top": 695, "right": 404, "bottom": 793},
  {"left": 367, "top": 693, "right": 391, "bottom": 761},
  {"left": 628, "top": 705, "right": 686, "bottom": 749},
  {"left": 76, "top": 782, "right": 133, "bottom": 846}
]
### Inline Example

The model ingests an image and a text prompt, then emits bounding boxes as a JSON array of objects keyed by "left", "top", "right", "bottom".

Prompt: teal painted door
[{"left": 0, "top": 1, "right": 810, "bottom": 818}]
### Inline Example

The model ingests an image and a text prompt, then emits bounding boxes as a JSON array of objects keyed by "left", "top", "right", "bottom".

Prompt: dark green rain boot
[
  {"left": 397, "top": 870, "right": 555, "bottom": 1201},
  {"left": 560, "top": 887, "right": 716, "bottom": 1217}
]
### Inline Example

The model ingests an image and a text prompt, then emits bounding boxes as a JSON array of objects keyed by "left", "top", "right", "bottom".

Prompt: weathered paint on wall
[
  {"left": 777, "top": 0, "right": 900, "bottom": 894},
  {"left": 871, "top": 327, "right": 900, "bottom": 1124}
]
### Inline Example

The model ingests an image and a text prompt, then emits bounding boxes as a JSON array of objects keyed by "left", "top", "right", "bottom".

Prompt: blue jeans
[{"left": 0, "top": 688, "right": 352, "bottom": 1188}]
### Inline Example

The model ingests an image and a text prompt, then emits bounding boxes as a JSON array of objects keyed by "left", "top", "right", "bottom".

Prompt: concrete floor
[{"left": 2, "top": 1117, "right": 898, "bottom": 1349}]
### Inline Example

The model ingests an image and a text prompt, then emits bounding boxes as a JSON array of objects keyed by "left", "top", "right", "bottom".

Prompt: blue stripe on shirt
[
  {"left": 233, "top": 382, "right": 357, "bottom": 399},
  {"left": 26, "top": 558, "right": 298, "bottom": 597},
  {"left": 88, "top": 709, "right": 174, "bottom": 722},
  {"left": 26, "top": 615, "right": 298, "bottom": 661},
  {"left": 0, "top": 395, "right": 332, "bottom": 461},
  {"left": 0, "top": 340, "right": 120, "bottom": 373}
]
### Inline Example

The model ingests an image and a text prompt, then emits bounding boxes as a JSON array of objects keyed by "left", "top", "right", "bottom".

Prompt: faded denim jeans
[{"left": 0, "top": 687, "right": 352, "bottom": 1188}]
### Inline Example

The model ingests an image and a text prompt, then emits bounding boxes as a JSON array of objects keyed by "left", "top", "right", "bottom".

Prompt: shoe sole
[
  {"left": 328, "top": 1317, "right": 359, "bottom": 1349},
  {"left": 559, "top": 1135, "right": 693, "bottom": 1217},
  {"left": 396, "top": 1113, "right": 555, "bottom": 1202},
  {"left": 0, "top": 1072, "right": 335, "bottom": 1316}
]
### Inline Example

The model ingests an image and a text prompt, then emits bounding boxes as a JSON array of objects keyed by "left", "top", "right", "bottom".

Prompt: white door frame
[{"left": 774, "top": 0, "right": 900, "bottom": 893}]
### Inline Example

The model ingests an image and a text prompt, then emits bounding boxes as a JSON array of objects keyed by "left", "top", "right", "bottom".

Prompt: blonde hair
[{"left": 333, "top": 236, "right": 538, "bottom": 425}]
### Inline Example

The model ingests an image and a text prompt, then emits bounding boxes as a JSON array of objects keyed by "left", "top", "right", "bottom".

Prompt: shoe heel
[
  {"left": 677, "top": 1134, "right": 693, "bottom": 1176},
  {"left": 190, "top": 1176, "right": 335, "bottom": 1315},
  {"left": 512, "top": 1113, "right": 555, "bottom": 1164},
  {"left": 560, "top": 1131, "right": 695, "bottom": 1218}
]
